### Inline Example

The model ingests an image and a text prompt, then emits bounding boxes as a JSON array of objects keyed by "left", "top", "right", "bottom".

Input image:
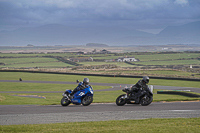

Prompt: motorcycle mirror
[{"left": 76, "top": 80, "right": 79, "bottom": 83}]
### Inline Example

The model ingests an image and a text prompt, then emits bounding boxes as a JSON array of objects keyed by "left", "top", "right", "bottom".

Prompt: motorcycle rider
[
  {"left": 69, "top": 78, "right": 90, "bottom": 98},
  {"left": 127, "top": 76, "right": 150, "bottom": 103}
]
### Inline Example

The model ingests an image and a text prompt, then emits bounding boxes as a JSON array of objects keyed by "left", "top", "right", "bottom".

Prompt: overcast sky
[{"left": 0, "top": 0, "right": 200, "bottom": 33}]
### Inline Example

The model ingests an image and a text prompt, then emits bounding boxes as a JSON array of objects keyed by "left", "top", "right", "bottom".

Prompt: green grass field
[
  {"left": 0, "top": 72, "right": 200, "bottom": 105},
  {"left": 0, "top": 118, "right": 199, "bottom": 133},
  {"left": 0, "top": 72, "right": 200, "bottom": 132},
  {"left": 0, "top": 57, "right": 73, "bottom": 68},
  {"left": 132, "top": 52, "right": 200, "bottom": 61},
  {"left": 1, "top": 72, "right": 200, "bottom": 87},
  {"left": 134, "top": 59, "right": 200, "bottom": 65},
  {"left": 75, "top": 69, "right": 200, "bottom": 79}
]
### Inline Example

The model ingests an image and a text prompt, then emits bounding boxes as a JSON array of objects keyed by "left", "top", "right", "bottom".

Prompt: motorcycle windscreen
[
  {"left": 65, "top": 90, "right": 72, "bottom": 93},
  {"left": 148, "top": 85, "right": 154, "bottom": 94}
]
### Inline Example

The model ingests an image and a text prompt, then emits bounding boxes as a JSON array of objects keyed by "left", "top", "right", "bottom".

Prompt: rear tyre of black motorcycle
[
  {"left": 61, "top": 97, "right": 71, "bottom": 106},
  {"left": 82, "top": 96, "right": 93, "bottom": 106},
  {"left": 140, "top": 96, "right": 153, "bottom": 106},
  {"left": 116, "top": 94, "right": 126, "bottom": 106}
]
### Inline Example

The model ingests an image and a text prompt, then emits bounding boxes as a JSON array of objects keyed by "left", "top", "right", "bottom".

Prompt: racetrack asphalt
[
  {"left": 1, "top": 102, "right": 200, "bottom": 125},
  {"left": 0, "top": 80, "right": 200, "bottom": 125}
]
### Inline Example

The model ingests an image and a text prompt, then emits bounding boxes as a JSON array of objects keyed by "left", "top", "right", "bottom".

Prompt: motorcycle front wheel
[
  {"left": 61, "top": 97, "right": 71, "bottom": 106},
  {"left": 116, "top": 94, "right": 126, "bottom": 106},
  {"left": 140, "top": 95, "right": 153, "bottom": 106},
  {"left": 82, "top": 96, "right": 93, "bottom": 106}
]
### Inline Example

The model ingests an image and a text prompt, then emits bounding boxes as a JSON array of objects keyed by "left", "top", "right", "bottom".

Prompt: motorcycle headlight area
[
  {"left": 90, "top": 88, "right": 94, "bottom": 94},
  {"left": 62, "top": 93, "right": 67, "bottom": 97}
]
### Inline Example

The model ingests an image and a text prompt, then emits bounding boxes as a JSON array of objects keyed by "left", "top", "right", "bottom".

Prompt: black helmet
[
  {"left": 142, "top": 76, "right": 149, "bottom": 84},
  {"left": 83, "top": 78, "right": 89, "bottom": 85}
]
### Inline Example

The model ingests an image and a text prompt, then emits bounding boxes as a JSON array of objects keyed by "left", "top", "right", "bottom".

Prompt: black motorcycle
[{"left": 116, "top": 85, "right": 153, "bottom": 106}]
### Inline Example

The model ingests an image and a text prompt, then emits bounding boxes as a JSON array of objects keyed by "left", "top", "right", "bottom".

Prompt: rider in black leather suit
[{"left": 128, "top": 76, "right": 150, "bottom": 103}]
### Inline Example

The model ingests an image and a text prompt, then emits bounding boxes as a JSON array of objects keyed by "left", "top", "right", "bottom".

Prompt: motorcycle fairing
[
  {"left": 66, "top": 86, "right": 93, "bottom": 104},
  {"left": 65, "top": 89, "right": 72, "bottom": 94}
]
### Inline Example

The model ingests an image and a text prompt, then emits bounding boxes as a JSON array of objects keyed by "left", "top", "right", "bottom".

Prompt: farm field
[
  {"left": 132, "top": 59, "right": 200, "bottom": 65},
  {"left": 0, "top": 57, "right": 73, "bottom": 68},
  {"left": 0, "top": 50, "right": 200, "bottom": 79}
]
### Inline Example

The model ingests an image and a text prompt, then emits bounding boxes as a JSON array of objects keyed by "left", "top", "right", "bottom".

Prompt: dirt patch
[{"left": 0, "top": 95, "right": 6, "bottom": 101}]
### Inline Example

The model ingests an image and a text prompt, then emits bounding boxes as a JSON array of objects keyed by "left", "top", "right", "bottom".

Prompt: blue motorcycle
[{"left": 61, "top": 81, "right": 94, "bottom": 106}]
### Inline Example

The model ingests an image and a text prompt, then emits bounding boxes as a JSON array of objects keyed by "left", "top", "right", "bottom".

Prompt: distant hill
[
  {"left": 86, "top": 43, "right": 109, "bottom": 47},
  {"left": 157, "top": 21, "right": 200, "bottom": 44},
  {"left": 0, "top": 21, "right": 200, "bottom": 46},
  {"left": 0, "top": 24, "right": 153, "bottom": 46},
  {"left": 116, "top": 21, "right": 200, "bottom": 45}
]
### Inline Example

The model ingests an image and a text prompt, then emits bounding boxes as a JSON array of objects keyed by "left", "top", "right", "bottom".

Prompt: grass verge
[
  {"left": 0, "top": 118, "right": 200, "bottom": 133},
  {"left": 0, "top": 72, "right": 200, "bottom": 88}
]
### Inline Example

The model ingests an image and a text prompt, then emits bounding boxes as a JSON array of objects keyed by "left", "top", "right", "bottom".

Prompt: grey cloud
[
  {"left": 174, "top": 0, "right": 188, "bottom": 5},
  {"left": 0, "top": 0, "right": 200, "bottom": 31}
]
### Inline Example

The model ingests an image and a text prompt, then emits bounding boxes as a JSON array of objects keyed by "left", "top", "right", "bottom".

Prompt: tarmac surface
[{"left": 0, "top": 80, "right": 200, "bottom": 125}]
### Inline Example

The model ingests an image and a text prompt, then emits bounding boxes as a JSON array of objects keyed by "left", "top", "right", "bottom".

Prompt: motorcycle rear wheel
[
  {"left": 61, "top": 97, "right": 71, "bottom": 106},
  {"left": 82, "top": 96, "right": 93, "bottom": 106},
  {"left": 140, "top": 95, "right": 153, "bottom": 106},
  {"left": 116, "top": 94, "right": 126, "bottom": 106}
]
